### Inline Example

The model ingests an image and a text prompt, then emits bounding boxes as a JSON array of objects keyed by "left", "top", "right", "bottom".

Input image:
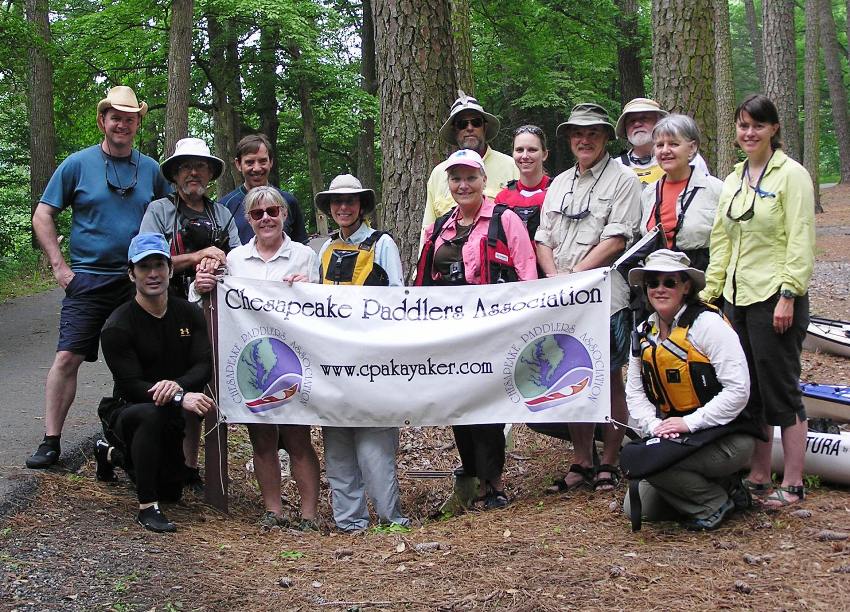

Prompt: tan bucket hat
[
  {"left": 160, "top": 138, "right": 224, "bottom": 183},
  {"left": 556, "top": 103, "right": 615, "bottom": 140},
  {"left": 438, "top": 90, "right": 501, "bottom": 145},
  {"left": 96, "top": 86, "right": 148, "bottom": 117},
  {"left": 615, "top": 97, "right": 668, "bottom": 139},
  {"left": 628, "top": 249, "right": 705, "bottom": 292},
  {"left": 315, "top": 174, "right": 376, "bottom": 216}
]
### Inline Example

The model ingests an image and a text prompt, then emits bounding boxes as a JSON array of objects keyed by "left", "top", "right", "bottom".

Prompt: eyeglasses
[
  {"left": 646, "top": 277, "right": 681, "bottom": 289},
  {"left": 177, "top": 160, "right": 210, "bottom": 173},
  {"left": 248, "top": 205, "right": 281, "bottom": 220},
  {"left": 454, "top": 117, "right": 484, "bottom": 130},
  {"left": 104, "top": 151, "right": 138, "bottom": 197},
  {"left": 559, "top": 157, "right": 610, "bottom": 221}
]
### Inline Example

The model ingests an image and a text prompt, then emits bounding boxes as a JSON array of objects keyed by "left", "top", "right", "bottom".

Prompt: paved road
[{"left": 0, "top": 288, "right": 111, "bottom": 513}]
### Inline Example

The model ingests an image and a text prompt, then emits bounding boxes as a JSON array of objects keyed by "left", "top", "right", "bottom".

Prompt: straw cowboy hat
[
  {"left": 628, "top": 249, "right": 706, "bottom": 292},
  {"left": 615, "top": 97, "right": 669, "bottom": 139},
  {"left": 159, "top": 138, "right": 225, "bottom": 183},
  {"left": 438, "top": 90, "right": 501, "bottom": 145},
  {"left": 556, "top": 103, "right": 616, "bottom": 140},
  {"left": 314, "top": 174, "right": 376, "bottom": 216},
  {"left": 96, "top": 86, "right": 148, "bottom": 117}
]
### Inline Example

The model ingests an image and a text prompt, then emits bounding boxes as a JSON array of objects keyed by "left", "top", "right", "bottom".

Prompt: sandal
[
  {"left": 761, "top": 484, "right": 806, "bottom": 508},
  {"left": 742, "top": 478, "right": 772, "bottom": 498},
  {"left": 545, "top": 464, "right": 594, "bottom": 494},
  {"left": 593, "top": 464, "right": 621, "bottom": 492}
]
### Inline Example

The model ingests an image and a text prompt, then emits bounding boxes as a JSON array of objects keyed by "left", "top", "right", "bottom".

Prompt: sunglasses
[
  {"left": 177, "top": 160, "right": 210, "bottom": 173},
  {"left": 104, "top": 153, "right": 139, "bottom": 197},
  {"left": 248, "top": 205, "right": 282, "bottom": 220},
  {"left": 646, "top": 277, "right": 682, "bottom": 289},
  {"left": 559, "top": 158, "right": 611, "bottom": 221},
  {"left": 454, "top": 117, "right": 485, "bottom": 130},
  {"left": 513, "top": 125, "right": 544, "bottom": 137}
]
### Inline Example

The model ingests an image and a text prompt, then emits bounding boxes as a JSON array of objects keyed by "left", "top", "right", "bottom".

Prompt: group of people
[{"left": 25, "top": 83, "right": 814, "bottom": 535}]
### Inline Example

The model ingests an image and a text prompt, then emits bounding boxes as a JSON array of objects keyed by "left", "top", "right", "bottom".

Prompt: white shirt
[{"left": 625, "top": 305, "right": 750, "bottom": 435}]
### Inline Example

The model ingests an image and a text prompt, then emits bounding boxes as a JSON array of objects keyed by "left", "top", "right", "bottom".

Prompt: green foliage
[
  {"left": 369, "top": 523, "right": 411, "bottom": 534},
  {"left": 279, "top": 549, "right": 305, "bottom": 559}
]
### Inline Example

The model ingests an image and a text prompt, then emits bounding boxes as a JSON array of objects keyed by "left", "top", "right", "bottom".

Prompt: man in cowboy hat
[
  {"left": 615, "top": 97, "right": 709, "bottom": 183},
  {"left": 419, "top": 90, "right": 518, "bottom": 252},
  {"left": 219, "top": 133, "right": 309, "bottom": 245},
  {"left": 28, "top": 86, "right": 171, "bottom": 469},
  {"left": 533, "top": 102, "right": 642, "bottom": 494}
]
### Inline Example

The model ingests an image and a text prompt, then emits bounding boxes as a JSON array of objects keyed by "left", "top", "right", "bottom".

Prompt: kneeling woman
[{"left": 624, "top": 250, "right": 762, "bottom": 530}]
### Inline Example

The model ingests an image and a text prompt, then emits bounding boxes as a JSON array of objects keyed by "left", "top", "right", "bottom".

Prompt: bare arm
[
  {"left": 32, "top": 203, "right": 73, "bottom": 289},
  {"left": 535, "top": 243, "right": 558, "bottom": 277}
]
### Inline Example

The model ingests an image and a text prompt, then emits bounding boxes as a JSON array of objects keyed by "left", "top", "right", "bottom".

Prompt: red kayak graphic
[
  {"left": 526, "top": 377, "right": 589, "bottom": 408},
  {"left": 245, "top": 383, "right": 299, "bottom": 410}
]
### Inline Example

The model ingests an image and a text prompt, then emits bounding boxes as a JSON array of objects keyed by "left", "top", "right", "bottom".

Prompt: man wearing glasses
[
  {"left": 28, "top": 86, "right": 171, "bottom": 470},
  {"left": 534, "top": 103, "right": 642, "bottom": 494},
  {"left": 419, "top": 90, "right": 518, "bottom": 252}
]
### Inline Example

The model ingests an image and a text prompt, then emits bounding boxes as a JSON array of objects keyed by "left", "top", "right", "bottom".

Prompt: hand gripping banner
[{"left": 214, "top": 269, "right": 611, "bottom": 426}]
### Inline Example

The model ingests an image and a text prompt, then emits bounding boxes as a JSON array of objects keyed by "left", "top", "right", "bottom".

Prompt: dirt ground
[{"left": 3, "top": 188, "right": 850, "bottom": 611}]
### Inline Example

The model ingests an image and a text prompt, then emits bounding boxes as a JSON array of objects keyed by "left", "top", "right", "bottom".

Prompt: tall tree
[
  {"left": 257, "top": 23, "right": 281, "bottom": 187},
  {"left": 762, "top": 0, "right": 801, "bottom": 161},
  {"left": 450, "top": 0, "right": 474, "bottom": 95},
  {"left": 615, "top": 0, "right": 646, "bottom": 105},
  {"left": 804, "top": 0, "right": 822, "bottom": 210},
  {"left": 651, "top": 0, "right": 717, "bottom": 171},
  {"left": 743, "top": 0, "right": 766, "bottom": 88},
  {"left": 819, "top": 0, "right": 850, "bottom": 183},
  {"left": 165, "top": 0, "right": 193, "bottom": 156},
  {"left": 25, "top": 0, "right": 56, "bottom": 246},
  {"left": 713, "top": 0, "right": 737, "bottom": 178},
  {"left": 357, "top": 0, "right": 379, "bottom": 226},
  {"left": 375, "top": 0, "right": 458, "bottom": 276}
]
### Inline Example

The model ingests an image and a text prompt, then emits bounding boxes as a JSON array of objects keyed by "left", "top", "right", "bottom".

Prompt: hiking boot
[
  {"left": 26, "top": 438, "right": 60, "bottom": 469},
  {"left": 729, "top": 479, "right": 753, "bottom": 512},
  {"left": 294, "top": 518, "right": 320, "bottom": 532},
  {"left": 94, "top": 439, "right": 117, "bottom": 482},
  {"left": 183, "top": 465, "right": 204, "bottom": 494},
  {"left": 257, "top": 511, "right": 289, "bottom": 529},
  {"left": 681, "top": 498, "right": 735, "bottom": 531},
  {"left": 136, "top": 506, "right": 177, "bottom": 533},
  {"left": 484, "top": 488, "right": 510, "bottom": 510}
]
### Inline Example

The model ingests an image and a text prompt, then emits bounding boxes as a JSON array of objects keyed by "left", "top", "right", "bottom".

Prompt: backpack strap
[{"left": 414, "top": 211, "right": 454, "bottom": 286}]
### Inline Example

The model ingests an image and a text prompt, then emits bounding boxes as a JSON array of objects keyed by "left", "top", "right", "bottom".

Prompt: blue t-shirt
[
  {"left": 219, "top": 184, "right": 309, "bottom": 245},
  {"left": 41, "top": 144, "right": 171, "bottom": 275}
]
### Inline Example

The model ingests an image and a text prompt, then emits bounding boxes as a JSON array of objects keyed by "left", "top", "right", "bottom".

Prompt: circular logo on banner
[
  {"left": 237, "top": 337, "right": 303, "bottom": 414},
  {"left": 514, "top": 333, "right": 593, "bottom": 412}
]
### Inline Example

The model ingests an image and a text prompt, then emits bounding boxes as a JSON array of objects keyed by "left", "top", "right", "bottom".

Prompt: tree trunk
[
  {"left": 165, "top": 0, "right": 193, "bottom": 157},
  {"left": 819, "top": 0, "right": 850, "bottom": 183},
  {"left": 743, "top": 0, "right": 766, "bottom": 89},
  {"left": 25, "top": 0, "right": 56, "bottom": 249},
  {"left": 651, "top": 0, "right": 717, "bottom": 172},
  {"left": 804, "top": 0, "right": 822, "bottom": 211},
  {"left": 762, "top": 0, "right": 801, "bottom": 161},
  {"left": 375, "top": 0, "right": 458, "bottom": 278},
  {"left": 207, "top": 13, "right": 241, "bottom": 196},
  {"left": 257, "top": 24, "right": 281, "bottom": 187},
  {"left": 290, "top": 45, "right": 328, "bottom": 236},
  {"left": 616, "top": 0, "right": 646, "bottom": 105},
  {"left": 358, "top": 0, "right": 380, "bottom": 228},
  {"left": 713, "top": 0, "right": 737, "bottom": 178},
  {"left": 450, "top": 0, "right": 474, "bottom": 95}
]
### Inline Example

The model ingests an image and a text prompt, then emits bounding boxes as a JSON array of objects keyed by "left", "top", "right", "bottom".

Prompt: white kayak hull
[
  {"left": 803, "top": 317, "right": 850, "bottom": 358},
  {"left": 771, "top": 426, "right": 850, "bottom": 485}
]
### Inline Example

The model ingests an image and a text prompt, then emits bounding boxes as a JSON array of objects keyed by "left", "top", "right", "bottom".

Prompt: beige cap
[
  {"left": 314, "top": 174, "right": 376, "bottom": 216},
  {"left": 615, "top": 98, "right": 668, "bottom": 139},
  {"left": 556, "top": 103, "right": 615, "bottom": 140}
]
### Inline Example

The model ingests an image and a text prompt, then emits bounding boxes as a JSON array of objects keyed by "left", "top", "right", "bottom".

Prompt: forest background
[{"left": 1, "top": 0, "right": 850, "bottom": 287}]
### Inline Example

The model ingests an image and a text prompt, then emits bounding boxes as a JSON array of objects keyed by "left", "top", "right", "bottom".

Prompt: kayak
[
  {"left": 801, "top": 382, "right": 850, "bottom": 423},
  {"left": 771, "top": 426, "right": 850, "bottom": 485},
  {"left": 803, "top": 316, "right": 850, "bottom": 358}
]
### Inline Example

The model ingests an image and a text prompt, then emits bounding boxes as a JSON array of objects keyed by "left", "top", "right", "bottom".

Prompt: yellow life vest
[
  {"left": 633, "top": 163, "right": 665, "bottom": 185},
  {"left": 320, "top": 231, "right": 390, "bottom": 286},
  {"left": 638, "top": 303, "right": 724, "bottom": 417}
]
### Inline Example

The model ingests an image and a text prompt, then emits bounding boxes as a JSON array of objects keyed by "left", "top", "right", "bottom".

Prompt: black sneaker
[
  {"left": 136, "top": 506, "right": 177, "bottom": 533},
  {"left": 183, "top": 465, "right": 204, "bottom": 493},
  {"left": 681, "top": 498, "right": 735, "bottom": 531},
  {"left": 25, "top": 439, "right": 60, "bottom": 469},
  {"left": 94, "top": 439, "right": 117, "bottom": 482}
]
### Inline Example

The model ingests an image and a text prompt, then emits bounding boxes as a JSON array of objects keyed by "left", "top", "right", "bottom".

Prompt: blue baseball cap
[{"left": 128, "top": 233, "right": 171, "bottom": 264}]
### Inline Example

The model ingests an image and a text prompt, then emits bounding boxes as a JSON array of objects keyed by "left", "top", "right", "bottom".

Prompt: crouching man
[{"left": 95, "top": 233, "right": 215, "bottom": 533}]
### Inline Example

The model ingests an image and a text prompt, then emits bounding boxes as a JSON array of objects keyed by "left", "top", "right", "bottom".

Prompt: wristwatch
[
  {"left": 172, "top": 391, "right": 185, "bottom": 407},
  {"left": 780, "top": 289, "right": 795, "bottom": 299}
]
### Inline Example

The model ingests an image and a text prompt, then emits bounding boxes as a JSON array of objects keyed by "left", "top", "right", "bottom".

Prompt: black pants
[
  {"left": 452, "top": 424, "right": 505, "bottom": 483},
  {"left": 111, "top": 402, "right": 186, "bottom": 504}
]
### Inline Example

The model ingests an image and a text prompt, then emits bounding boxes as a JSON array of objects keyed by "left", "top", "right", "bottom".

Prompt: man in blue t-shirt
[
  {"left": 27, "top": 86, "right": 171, "bottom": 469},
  {"left": 218, "top": 133, "right": 309, "bottom": 245}
]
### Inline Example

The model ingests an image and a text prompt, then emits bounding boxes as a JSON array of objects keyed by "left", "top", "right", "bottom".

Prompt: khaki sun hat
[
  {"left": 438, "top": 90, "right": 501, "bottom": 145},
  {"left": 627, "top": 249, "right": 705, "bottom": 292},
  {"left": 96, "top": 86, "right": 148, "bottom": 117},
  {"left": 556, "top": 103, "right": 615, "bottom": 140},
  {"left": 315, "top": 174, "right": 376, "bottom": 216},
  {"left": 160, "top": 138, "right": 224, "bottom": 183},
  {"left": 615, "top": 97, "right": 669, "bottom": 139}
]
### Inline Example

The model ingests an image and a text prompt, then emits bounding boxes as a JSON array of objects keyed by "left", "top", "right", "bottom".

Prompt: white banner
[{"left": 214, "top": 269, "right": 612, "bottom": 426}]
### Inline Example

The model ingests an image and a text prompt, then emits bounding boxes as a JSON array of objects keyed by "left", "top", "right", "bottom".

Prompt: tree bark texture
[
  {"left": 743, "top": 0, "right": 766, "bottom": 89},
  {"left": 819, "top": 0, "right": 850, "bottom": 183},
  {"left": 25, "top": 0, "right": 56, "bottom": 248},
  {"left": 358, "top": 0, "right": 380, "bottom": 227},
  {"left": 257, "top": 24, "right": 281, "bottom": 187},
  {"left": 375, "top": 0, "right": 458, "bottom": 278},
  {"left": 165, "top": 0, "right": 193, "bottom": 157},
  {"left": 713, "top": 0, "right": 737, "bottom": 178},
  {"left": 616, "top": 0, "right": 646, "bottom": 105},
  {"left": 803, "top": 0, "right": 822, "bottom": 211},
  {"left": 207, "top": 13, "right": 241, "bottom": 196},
  {"left": 762, "top": 0, "right": 801, "bottom": 161},
  {"left": 450, "top": 0, "right": 474, "bottom": 96},
  {"left": 651, "top": 0, "right": 717, "bottom": 172}
]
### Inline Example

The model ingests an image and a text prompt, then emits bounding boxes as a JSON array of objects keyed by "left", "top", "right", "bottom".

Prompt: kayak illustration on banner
[
  {"left": 514, "top": 333, "right": 594, "bottom": 411},
  {"left": 237, "top": 337, "right": 303, "bottom": 414}
]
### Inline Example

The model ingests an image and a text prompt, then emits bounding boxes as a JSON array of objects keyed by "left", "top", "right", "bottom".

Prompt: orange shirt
[{"left": 648, "top": 177, "right": 688, "bottom": 247}]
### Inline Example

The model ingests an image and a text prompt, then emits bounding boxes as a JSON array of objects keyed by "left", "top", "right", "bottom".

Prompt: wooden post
[{"left": 203, "top": 289, "right": 228, "bottom": 512}]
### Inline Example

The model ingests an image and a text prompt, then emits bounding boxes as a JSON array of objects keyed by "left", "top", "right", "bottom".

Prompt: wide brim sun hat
[
  {"left": 438, "top": 90, "right": 501, "bottom": 145},
  {"left": 628, "top": 249, "right": 706, "bottom": 292},
  {"left": 556, "top": 103, "right": 616, "bottom": 140},
  {"left": 160, "top": 137, "right": 225, "bottom": 183},
  {"left": 615, "top": 97, "right": 669, "bottom": 139},
  {"left": 96, "top": 86, "right": 148, "bottom": 117},
  {"left": 314, "top": 174, "right": 376, "bottom": 216}
]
